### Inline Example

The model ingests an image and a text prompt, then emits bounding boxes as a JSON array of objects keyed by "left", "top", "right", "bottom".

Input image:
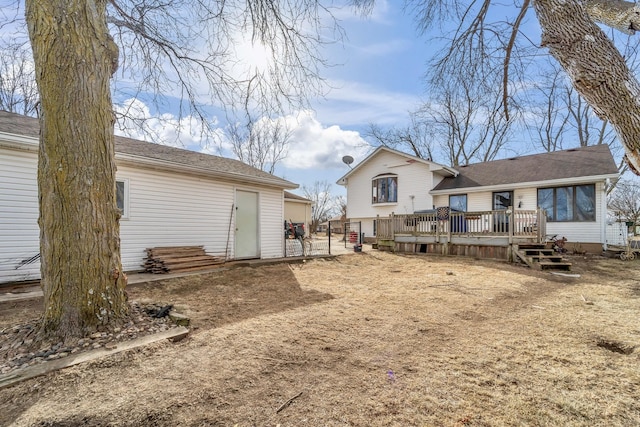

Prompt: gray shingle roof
[
  {"left": 284, "top": 191, "right": 312, "bottom": 202},
  {"left": 0, "top": 110, "right": 297, "bottom": 189},
  {"left": 432, "top": 145, "right": 618, "bottom": 192}
]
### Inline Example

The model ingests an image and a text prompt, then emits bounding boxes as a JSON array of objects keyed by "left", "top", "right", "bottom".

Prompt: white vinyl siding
[
  {"left": 258, "top": 187, "right": 285, "bottom": 259},
  {"left": 433, "top": 194, "right": 448, "bottom": 208},
  {"left": 514, "top": 188, "right": 537, "bottom": 211},
  {"left": 545, "top": 182, "right": 606, "bottom": 244},
  {"left": 284, "top": 200, "right": 312, "bottom": 236},
  {"left": 116, "top": 164, "right": 236, "bottom": 271},
  {"left": 346, "top": 150, "right": 436, "bottom": 219},
  {"left": 117, "top": 166, "right": 287, "bottom": 270},
  {"left": 0, "top": 142, "right": 288, "bottom": 283},
  {"left": 348, "top": 217, "right": 375, "bottom": 238},
  {"left": 434, "top": 183, "right": 606, "bottom": 245},
  {"left": 0, "top": 146, "right": 41, "bottom": 282}
]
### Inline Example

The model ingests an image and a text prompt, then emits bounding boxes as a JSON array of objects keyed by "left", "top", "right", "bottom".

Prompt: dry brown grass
[{"left": 1, "top": 251, "right": 639, "bottom": 426}]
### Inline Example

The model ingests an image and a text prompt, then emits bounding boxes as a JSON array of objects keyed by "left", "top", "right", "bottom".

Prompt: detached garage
[{"left": 0, "top": 111, "right": 298, "bottom": 284}]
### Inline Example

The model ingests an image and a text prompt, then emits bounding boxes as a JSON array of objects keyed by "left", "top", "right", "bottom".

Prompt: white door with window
[{"left": 235, "top": 190, "right": 260, "bottom": 259}]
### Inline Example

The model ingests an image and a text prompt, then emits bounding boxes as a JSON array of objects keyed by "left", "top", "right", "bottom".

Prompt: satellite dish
[{"left": 342, "top": 155, "right": 354, "bottom": 167}]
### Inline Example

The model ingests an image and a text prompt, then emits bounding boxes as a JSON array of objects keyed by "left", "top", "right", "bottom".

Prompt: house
[
  {"left": 0, "top": 111, "right": 298, "bottom": 284},
  {"left": 284, "top": 191, "right": 313, "bottom": 237},
  {"left": 337, "top": 145, "right": 619, "bottom": 254},
  {"left": 336, "top": 146, "right": 458, "bottom": 241}
]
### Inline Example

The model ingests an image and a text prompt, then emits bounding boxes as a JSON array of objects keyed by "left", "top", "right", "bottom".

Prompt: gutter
[
  {"left": 603, "top": 178, "right": 610, "bottom": 251},
  {"left": 0, "top": 132, "right": 39, "bottom": 152},
  {"left": 429, "top": 174, "right": 620, "bottom": 195},
  {"left": 0, "top": 131, "right": 297, "bottom": 190},
  {"left": 115, "top": 152, "right": 298, "bottom": 190}
]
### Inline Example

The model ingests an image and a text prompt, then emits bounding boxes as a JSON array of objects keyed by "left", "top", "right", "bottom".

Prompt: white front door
[{"left": 235, "top": 190, "right": 260, "bottom": 259}]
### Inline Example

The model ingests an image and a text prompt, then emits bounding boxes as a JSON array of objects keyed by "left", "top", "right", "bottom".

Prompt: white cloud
[
  {"left": 113, "top": 98, "right": 223, "bottom": 150},
  {"left": 112, "top": 100, "right": 370, "bottom": 173},
  {"left": 315, "top": 79, "right": 421, "bottom": 127},
  {"left": 330, "top": 0, "right": 391, "bottom": 24},
  {"left": 281, "top": 110, "right": 370, "bottom": 170}
]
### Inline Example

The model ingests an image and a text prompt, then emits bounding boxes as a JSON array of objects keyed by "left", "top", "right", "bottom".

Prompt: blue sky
[
  {"left": 2, "top": 1, "right": 635, "bottom": 197},
  {"left": 104, "top": 2, "right": 633, "bottom": 195},
  {"left": 112, "top": 3, "right": 435, "bottom": 198}
]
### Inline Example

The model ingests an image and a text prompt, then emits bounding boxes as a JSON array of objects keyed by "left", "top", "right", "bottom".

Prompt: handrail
[{"left": 375, "top": 209, "right": 545, "bottom": 241}]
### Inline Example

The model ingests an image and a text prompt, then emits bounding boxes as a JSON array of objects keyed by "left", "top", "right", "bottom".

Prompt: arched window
[{"left": 372, "top": 174, "right": 397, "bottom": 204}]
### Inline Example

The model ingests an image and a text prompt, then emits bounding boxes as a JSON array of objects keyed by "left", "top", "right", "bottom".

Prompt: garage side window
[
  {"left": 116, "top": 179, "right": 129, "bottom": 219},
  {"left": 372, "top": 175, "right": 398, "bottom": 204}
]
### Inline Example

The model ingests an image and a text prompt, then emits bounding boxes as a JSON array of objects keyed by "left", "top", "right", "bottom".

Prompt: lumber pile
[{"left": 143, "top": 246, "right": 225, "bottom": 274}]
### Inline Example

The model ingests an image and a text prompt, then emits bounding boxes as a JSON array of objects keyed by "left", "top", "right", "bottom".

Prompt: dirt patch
[{"left": 1, "top": 252, "right": 639, "bottom": 426}]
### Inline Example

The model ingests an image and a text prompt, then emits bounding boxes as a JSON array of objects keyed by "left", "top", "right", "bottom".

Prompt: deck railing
[{"left": 376, "top": 208, "right": 546, "bottom": 243}]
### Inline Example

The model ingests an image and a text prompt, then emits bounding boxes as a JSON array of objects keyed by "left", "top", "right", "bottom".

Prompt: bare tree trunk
[
  {"left": 534, "top": 0, "right": 640, "bottom": 174},
  {"left": 26, "top": 0, "right": 128, "bottom": 340}
]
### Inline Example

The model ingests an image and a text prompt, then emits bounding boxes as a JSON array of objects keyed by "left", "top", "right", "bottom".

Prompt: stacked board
[{"left": 143, "top": 246, "right": 224, "bottom": 274}]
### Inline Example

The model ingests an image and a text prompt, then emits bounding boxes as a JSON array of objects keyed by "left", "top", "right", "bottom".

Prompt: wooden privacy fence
[{"left": 376, "top": 209, "right": 546, "bottom": 243}]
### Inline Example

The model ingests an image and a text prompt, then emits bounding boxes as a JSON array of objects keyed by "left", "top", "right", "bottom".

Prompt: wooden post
[
  {"left": 391, "top": 212, "right": 397, "bottom": 252},
  {"left": 508, "top": 209, "right": 514, "bottom": 245},
  {"left": 390, "top": 212, "right": 395, "bottom": 240}
]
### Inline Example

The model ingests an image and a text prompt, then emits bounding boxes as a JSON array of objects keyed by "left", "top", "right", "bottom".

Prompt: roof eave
[
  {"left": 337, "top": 146, "right": 456, "bottom": 184},
  {"left": 1, "top": 132, "right": 298, "bottom": 189},
  {"left": 115, "top": 153, "right": 299, "bottom": 190},
  {"left": 0, "top": 131, "right": 39, "bottom": 151},
  {"left": 429, "top": 173, "right": 619, "bottom": 195},
  {"left": 285, "top": 198, "right": 313, "bottom": 205}
]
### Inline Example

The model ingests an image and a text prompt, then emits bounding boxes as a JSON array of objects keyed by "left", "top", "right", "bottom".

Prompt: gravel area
[{"left": 0, "top": 302, "right": 179, "bottom": 375}]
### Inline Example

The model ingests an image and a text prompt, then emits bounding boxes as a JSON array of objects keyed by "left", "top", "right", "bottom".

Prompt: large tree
[
  {"left": 354, "top": 0, "right": 640, "bottom": 174},
  {"left": 608, "top": 179, "right": 640, "bottom": 225},
  {"left": 224, "top": 116, "right": 293, "bottom": 174},
  {"left": 534, "top": 0, "right": 640, "bottom": 174},
  {"left": 20, "top": 0, "right": 337, "bottom": 341},
  {"left": 365, "top": 112, "right": 436, "bottom": 160},
  {"left": 26, "top": 0, "right": 127, "bottom": 339},
  {"left": 0, "top": 39, "right": 38, "bottom": 115},
  {"left": 302, "top": 180, "right": 336, "bottom": 234},
  {"left": 417, "top": 74, "right": 514, "bottom": 166}
]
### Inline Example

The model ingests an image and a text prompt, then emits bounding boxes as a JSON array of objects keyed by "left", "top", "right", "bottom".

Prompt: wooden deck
[{"left": 375, "top": 209, "right": 552, "bottom": 265}]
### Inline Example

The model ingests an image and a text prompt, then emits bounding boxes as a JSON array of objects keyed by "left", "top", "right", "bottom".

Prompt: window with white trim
[
  {"left": 537, "top": 184, "right": 595, "bottom": 222},
  {"left": 449, "top": 194, "right": 467, "bottom": 212},
  {"left": 372, "top": 175, "right": 397, "bottom": 204},
  {"left": 116, "top": 179, "right": 129, "bottom": 219}
]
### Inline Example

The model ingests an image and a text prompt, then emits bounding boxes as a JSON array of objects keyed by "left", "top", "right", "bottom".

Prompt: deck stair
[{"left": 515, "top": 243, "right": 572, "bottom": 271}]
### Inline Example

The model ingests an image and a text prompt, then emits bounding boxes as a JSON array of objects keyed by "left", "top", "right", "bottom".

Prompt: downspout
[{"left": 602, "top": 178, "right": 610, "bottom": 251}]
